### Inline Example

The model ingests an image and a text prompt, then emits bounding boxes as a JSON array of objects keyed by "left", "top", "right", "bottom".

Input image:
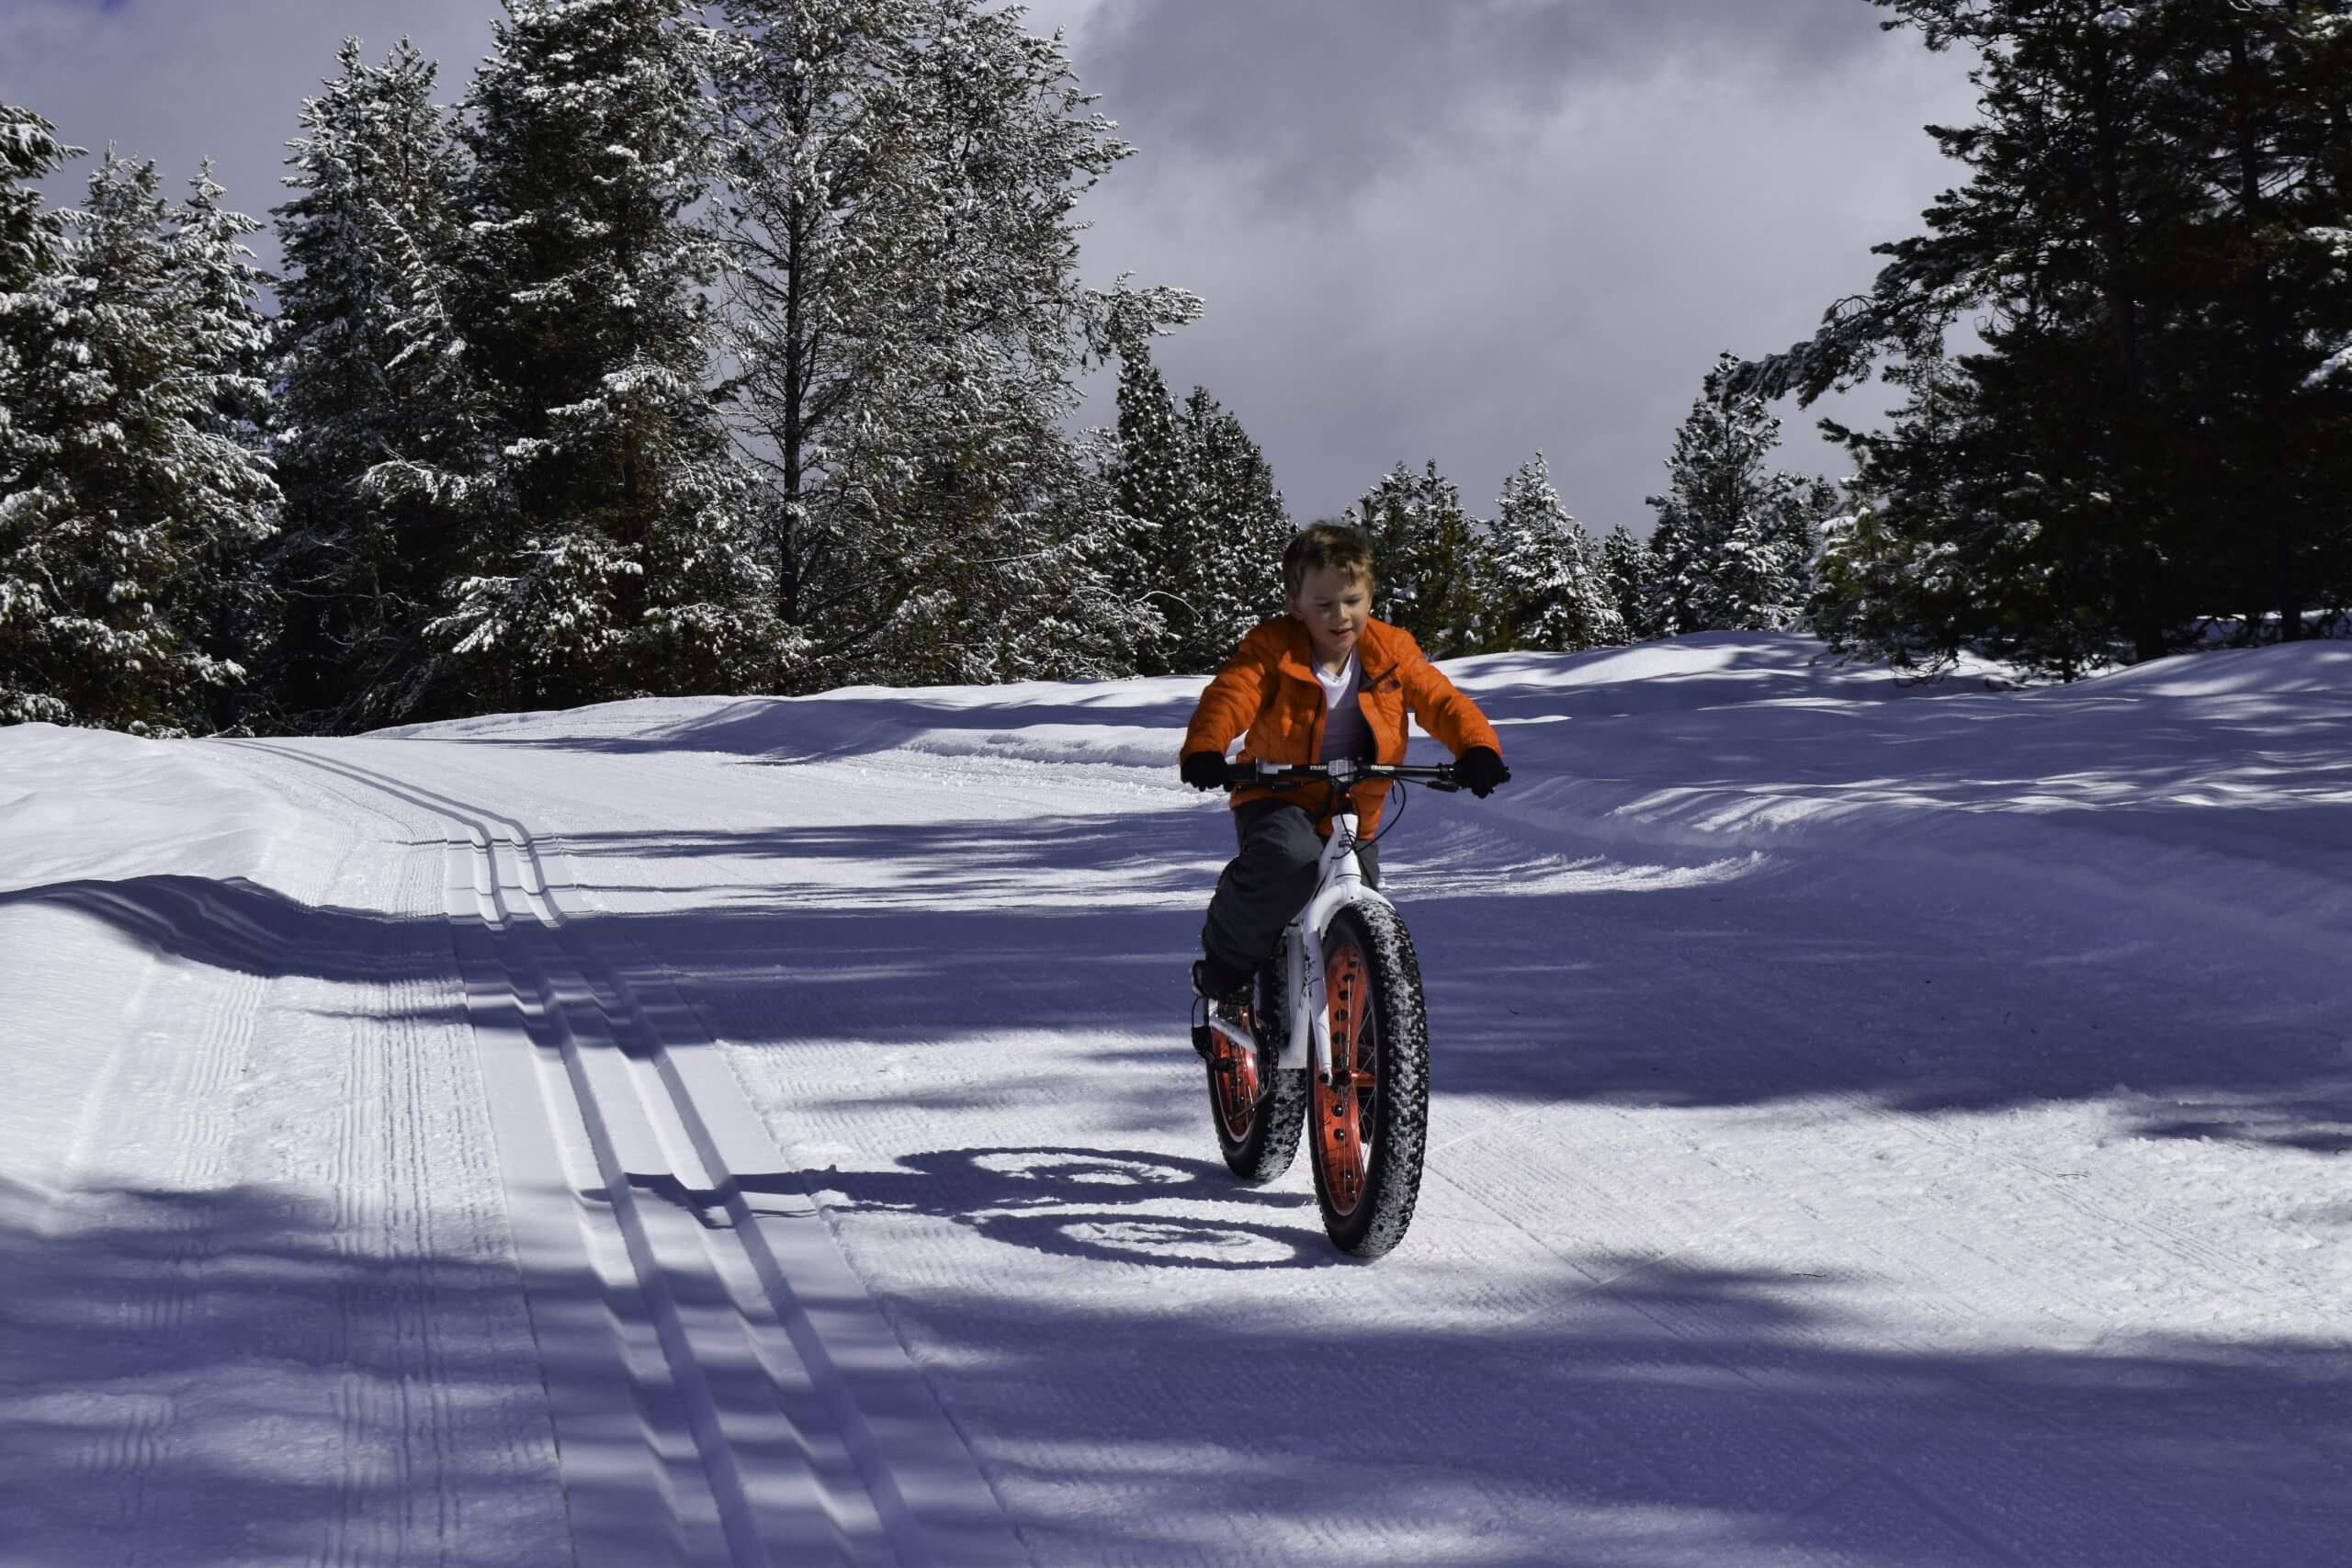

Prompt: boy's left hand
[{"left": 1455, "top": 747, "right": 1510, "bottom": 798}]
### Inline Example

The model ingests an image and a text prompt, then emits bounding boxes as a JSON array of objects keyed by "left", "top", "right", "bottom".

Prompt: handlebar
[{"left": 1222, "top": 758, "right": 1463, "bottom": 795}]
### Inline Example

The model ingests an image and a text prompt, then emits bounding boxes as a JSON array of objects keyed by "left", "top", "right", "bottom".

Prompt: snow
[{"left": 4, "top": 631, "right": 2349, "bottom": 1564}]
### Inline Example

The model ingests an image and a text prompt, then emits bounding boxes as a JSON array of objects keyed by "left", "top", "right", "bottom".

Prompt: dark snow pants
[{"left": 1200, "top": 798, "right": 1379, "bottom": 973}]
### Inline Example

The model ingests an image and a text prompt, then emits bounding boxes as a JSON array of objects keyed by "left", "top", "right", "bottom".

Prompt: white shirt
[{"left": 1315, "top": 648, "right": 1373, "bottom": 762}]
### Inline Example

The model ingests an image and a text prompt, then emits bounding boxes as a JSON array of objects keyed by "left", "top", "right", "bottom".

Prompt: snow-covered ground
[{"left": 4, "top": 631, "right": 2348, "bottom": 1567}]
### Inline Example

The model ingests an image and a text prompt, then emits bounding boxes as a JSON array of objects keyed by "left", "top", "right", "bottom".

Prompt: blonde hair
[{"left": 1281, "top": 521, "right": 1375, "bottom": 601}]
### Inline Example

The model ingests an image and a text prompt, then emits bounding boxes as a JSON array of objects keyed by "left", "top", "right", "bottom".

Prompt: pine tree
[
  {"left": 1597, "top": 523, "right": 1656, "bottom": 642},
  {"left": 435, "top": 0, "right": 775, "bottom": 711},
  {"left": 1170, "top": 385, "right": 1289, "bottom": 670},
  {"left": 1481, "top": 453, "right": 1623, "bottom": 652},
  {"left": 2161, "top": 0, "right": 2352, "bottom": 642},
  {"left": 271, "top": 39, "right": 484, "bottom": 729},
  {"left": 1353, "top": 459, "right": 1480, "bottom": 655},
  {"left": 1102, "top": 351, "right": 1291, "bottom": 672},
  {"left": 1810, "top": 349, "right": 2004, "bottom": 675},
  {"left": 1644, "top": 354, "right": 1822, "bottom": 636},
  {"left": 861, "top": 420, "right": 1155, "bottom": 683},
  {"left": 1, "top": 149, "right": 277, "bottom": 732},
  {"left": 711, "top": 0, "right": 1195, "bottom": 688},
  {"left": 1747, "top": 0, "right": 2352, "bottom": 671},
  {"left": 2312, "top": 222, "right": 2352, "bottom": 388},
  {"left": 1104, "top": 349, "right": 1185, "bottom": 672},
  {"left": 167, "top": 163, "right": 280, "bottom": 731},
  {"left": 0, "top": 105, "right": 81, "bottom": 725}
]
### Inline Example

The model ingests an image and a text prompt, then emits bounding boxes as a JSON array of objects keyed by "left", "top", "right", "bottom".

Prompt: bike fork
[{"left": 1286, "top": 922, "right": 1333, "bottom": 1082}]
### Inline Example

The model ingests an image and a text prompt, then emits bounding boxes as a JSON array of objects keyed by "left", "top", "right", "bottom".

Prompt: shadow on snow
[
  {"left": 8, "top": 786, "right": 2346, "bottom": 1155},
  {"left": 6, "top": 1169, "right": 2343, "bottom": 1564}
]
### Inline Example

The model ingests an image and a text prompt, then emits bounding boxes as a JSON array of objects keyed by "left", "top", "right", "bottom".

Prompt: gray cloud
[
  {"left": 1077, "top": 0, "right": 1893, "bottom": 212},
  {"left": 1057, "top": 0, "right": 1979, "bottom": 530},
  {"left": 2, "top": 1, "right": 498, "bottom": 234}
]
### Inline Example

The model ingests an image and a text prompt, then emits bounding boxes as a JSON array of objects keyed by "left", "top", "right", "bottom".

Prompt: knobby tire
[
  {"left": 1207, "top": 955, "right": 1308, "bottom": 1182},
  {"left": 1308, "top": 902, "right": 1430, "bottom": 1258}
]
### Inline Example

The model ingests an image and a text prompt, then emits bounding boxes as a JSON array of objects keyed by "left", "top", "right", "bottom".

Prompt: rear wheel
[
  {"left": 1208, "top": 955, "right": 1307, "bottom": 1182},
  {"left": 1308, "top": 902, "right": 1430, "bottom": 1258}
]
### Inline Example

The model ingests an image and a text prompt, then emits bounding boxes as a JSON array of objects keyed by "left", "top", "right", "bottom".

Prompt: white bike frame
[{"left": 1204, "top": 762, "right": 1396, "bottom": 1086}]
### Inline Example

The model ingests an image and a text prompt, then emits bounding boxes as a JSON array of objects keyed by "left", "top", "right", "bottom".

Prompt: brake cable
[{"left": 1341, "top": 768, "right": 1412, "bottom": 852}]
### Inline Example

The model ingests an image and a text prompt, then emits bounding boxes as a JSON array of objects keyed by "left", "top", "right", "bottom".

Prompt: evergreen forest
[{"left": 2, "top": 0, "right": 2346, "bottom": 735}]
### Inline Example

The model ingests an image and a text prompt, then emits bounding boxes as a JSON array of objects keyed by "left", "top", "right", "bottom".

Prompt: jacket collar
[{"left": 1272, "top": 616, "right": 1401, "bottom": 687}]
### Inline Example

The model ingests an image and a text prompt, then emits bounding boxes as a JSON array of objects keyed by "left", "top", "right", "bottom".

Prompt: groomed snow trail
[
  {"left": 5, "top": 634, "right": 2350, "bottom": 1566},
  {"left": 221, "top": 739, "right": 1022, "bottom": 1568}
]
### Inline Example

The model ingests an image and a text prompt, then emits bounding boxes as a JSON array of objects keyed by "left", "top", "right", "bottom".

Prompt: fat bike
[{"left": 1191, "top": 759, "right": 1462, "bottom": 1260}]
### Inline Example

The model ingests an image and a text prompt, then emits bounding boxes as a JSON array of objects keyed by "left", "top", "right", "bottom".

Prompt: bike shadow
[{"left": 783, "top": 1145, "right": 1349, "bottom": 1272}]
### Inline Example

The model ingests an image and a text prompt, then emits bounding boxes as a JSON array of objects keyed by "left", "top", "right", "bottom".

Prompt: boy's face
[{"left": 1288, "top": 564, "right": 1372, "bottom": 668}]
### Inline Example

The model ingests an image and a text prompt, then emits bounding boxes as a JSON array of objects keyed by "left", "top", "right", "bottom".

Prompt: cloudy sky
[{"left": 1, "top": 0, "right": 1978, "bottom": 534}]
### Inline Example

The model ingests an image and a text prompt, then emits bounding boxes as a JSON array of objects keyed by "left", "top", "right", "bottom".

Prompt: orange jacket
[{"left": 1182, "top": 616, "right": 1503, "bottom": 837}]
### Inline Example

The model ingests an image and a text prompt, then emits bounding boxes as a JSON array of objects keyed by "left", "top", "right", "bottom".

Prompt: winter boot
[
  {"left": 1190, "top": 954, "right": 1255, "bottom": 1060},
  {"left": 1192, "top": 953, "right": 1252, "bottom": 1004}
]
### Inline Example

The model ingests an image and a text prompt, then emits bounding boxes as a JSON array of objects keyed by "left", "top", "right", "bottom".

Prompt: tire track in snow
[{"left": 236, "top": 741, "right": 1024, "bottom": 1568}]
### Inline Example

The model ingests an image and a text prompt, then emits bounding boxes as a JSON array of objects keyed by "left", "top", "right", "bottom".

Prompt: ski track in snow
[
  {"left": 227, "top": 739, "right": 1021, "bottom": 1568},
  {"left": 5, "top": 633, "right": 2351, "bottom": 1565}
]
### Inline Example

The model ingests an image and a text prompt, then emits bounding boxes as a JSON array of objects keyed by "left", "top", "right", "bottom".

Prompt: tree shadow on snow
[
  {"left": 0, "top": 874, "right": 425, "bottom": 983},
  {"left": 0, "top": 1176, "right": 565, "bottom": 1566},
  {"left": 14, "top": 773, "right": 2349, "bottom": 1156},
  {"left": 11, "top": 1173, "right": 2346, "bottom": 1563},
  {"left": 869, "top": 1249, "right": 2352, "bottom": 1566}
]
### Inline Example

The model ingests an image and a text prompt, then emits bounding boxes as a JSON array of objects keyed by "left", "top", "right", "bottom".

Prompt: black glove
[
  {"left": 1181, "top": 750, "right": 1229, "bottom": 792},
  {"left": 1454, "top": 746, "right": 1510, "bottom": 798}
]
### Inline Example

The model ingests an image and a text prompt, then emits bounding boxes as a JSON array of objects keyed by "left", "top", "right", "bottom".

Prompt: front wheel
[
  {"left": 1309, "top": 902, "right": 1430, "bottom": 1258},
  {"left": 1208, "top": 957, "right": 1307, "bottom": 1182}
]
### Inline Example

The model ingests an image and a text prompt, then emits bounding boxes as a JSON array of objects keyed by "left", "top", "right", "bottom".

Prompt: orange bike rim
[
  {"left": 1214, "top": 1010, "right": 1261, "bottom": 1139},
  {"left": 1317, "top": 936, "right": 1375, "bottom": 1214}
]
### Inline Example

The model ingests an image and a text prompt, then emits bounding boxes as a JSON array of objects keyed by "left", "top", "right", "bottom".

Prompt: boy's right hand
[{"left": 1182, "top": 751, "right": 1228, "bottom": 791}]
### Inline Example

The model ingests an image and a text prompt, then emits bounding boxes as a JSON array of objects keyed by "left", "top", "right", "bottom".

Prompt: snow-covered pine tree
[
  {"left": 435, "top": 0, "right": 775, "bottom": 713},
  {"left": 1353, "top": 460, "right": 1481, "bottom": 656},
  {"left": 0, "top": 104, "right": 81, "bottom": 725},
  {"left": 165, "top": 163, "right": 280, "bottom": 732},
  {"left": 1481, "top": 453, "right": 1623, "bottom": 652},
  {"left": 1169, "top": 384, "right": 1289, "bottom": 671},
  {"left": 1644, "top": 353, "right": 1823, "bottom": 637},
  {"left": 271, "top": 39, "right": 487, "bottom": 729},
  {"left": 1104, "top": 348, "right": 1185, "bottom": 672},
  {"left": 1102, "top": 351, "right": 1289, "bottom": 672},
  {"left": 861, "top": 414, "right": 1156, "bottom": 683},
  {"left": 711, "top": 0, "right": 1195, "bottom": 688},
  {"left": 1597, "top": 523, "right": 1656, "bottom": 641},
  {"left": 1, "top": 150, "right": 276, "bottom": 733},
  {"left": 1808, "top": 344, "right": 2052, "bottom": 676}
]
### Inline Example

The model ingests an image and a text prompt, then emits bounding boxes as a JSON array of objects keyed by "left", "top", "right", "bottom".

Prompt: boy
[{"left": 1180, "top": 521, "right": 1508, "bottom": 1011}]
